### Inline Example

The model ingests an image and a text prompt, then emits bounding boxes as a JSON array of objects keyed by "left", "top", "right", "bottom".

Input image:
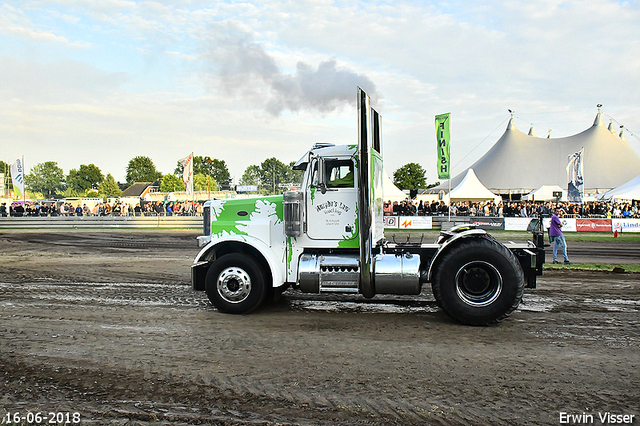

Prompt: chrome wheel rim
[
  {"left": 217, "top": 266, "right": 252, "bottom": 303},
  {"left": 455, "top": 261, "right": 503, "bottom": 307}
]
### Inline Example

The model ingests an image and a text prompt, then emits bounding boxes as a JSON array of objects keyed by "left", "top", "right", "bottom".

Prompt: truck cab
[
  {"left": 297, "top": 144, "right": 359, "bottom": 243},
  {"left": 191, "top": 88, "right": 544, "bottom": 325}
]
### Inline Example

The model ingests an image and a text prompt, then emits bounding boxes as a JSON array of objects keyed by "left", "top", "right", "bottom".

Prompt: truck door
[{"left": 306, "top": 158, "right": 358, "bottom": 243}]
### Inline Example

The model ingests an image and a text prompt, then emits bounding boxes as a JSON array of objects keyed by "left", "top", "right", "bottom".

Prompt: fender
[
  {"left": 194, "top": 234, "right": 286, "bottom": 289},
  {"left": 427, "top": 228, "right": 493, "bottom": 282}
]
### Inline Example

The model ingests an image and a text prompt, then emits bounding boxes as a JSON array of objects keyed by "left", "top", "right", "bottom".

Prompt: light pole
[{"left": 207, "top": 159, "right": 213, "bottom": 200}]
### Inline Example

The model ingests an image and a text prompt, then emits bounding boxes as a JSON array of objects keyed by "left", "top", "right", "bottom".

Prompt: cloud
[
  {"left": 204, "top": 23, "right": 381, "bottom": 116},
  {"left": 2, "top": 0, "right": 639, "bottom": 183},
  {"left": 0, "top": 4, "right": 71, "bottom": 44},
  {"left": 0, "top": 57, "right": 129, "bottom": 103}
]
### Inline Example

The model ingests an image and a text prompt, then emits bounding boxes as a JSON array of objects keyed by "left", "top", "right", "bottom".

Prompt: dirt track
[{"left": 0, "top": 230, "right": 638, "bottom": 425}]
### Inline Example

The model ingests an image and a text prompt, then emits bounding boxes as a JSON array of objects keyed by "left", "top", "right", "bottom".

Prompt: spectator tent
[
  {"left": 383, "top": 168, "right": 409, "bottom": 201},
  {"left": 599, "top": 174, "right": 640, "bottom": 201},
  {"left": 522, "top": 185, "right": 567, "bottom": 202},
  {"left": 441, "top": 110, "right": 640, "bottom": 195},
  {"left": 448, "top": 169, "right": 502, "bottom": 204}
]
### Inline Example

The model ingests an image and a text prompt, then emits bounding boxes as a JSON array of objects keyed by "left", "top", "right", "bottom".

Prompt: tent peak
[
  {"left": 528, "top": 124, "right": 536, "bottom": 137},
  {"left": 593, "top": 111, "right": 604, "bottom": 127},
  {"left": 506, "top": 117, "right": 517, "bottom": 131},
  {"left": 619, "top": 125, "right": 627, "bottom": 142},
  {"left": 608, "top": 120, "right": 617, "bottom": 133}
]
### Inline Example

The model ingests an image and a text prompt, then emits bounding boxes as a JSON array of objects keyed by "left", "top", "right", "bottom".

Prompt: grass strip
[{"left": 543, "top": 262, "right": 640, "bottom": 273}]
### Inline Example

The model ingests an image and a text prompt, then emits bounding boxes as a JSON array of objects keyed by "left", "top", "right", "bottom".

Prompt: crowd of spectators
[
  {"left": 3, "top": 200, "right": 204, "bottom": 217},
  {"left": 3, "top": 198, "right": 639, "bottom": 219},
  {"left": 383, "top": 199, "right": 640, "bottom": 218}
]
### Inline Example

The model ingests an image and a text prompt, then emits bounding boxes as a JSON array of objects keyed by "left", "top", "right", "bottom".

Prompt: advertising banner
[
  {"left": 179, "top": 153, "right": 194, "bottom": 195},
  {"left": 383, "top": 216, "right": 399, "bottom": 229},
  {"left": 576, "top": 219, "right": 612, "bottom": 232},
  {"left": 398, "top": 216, "right": 433, "bottom": 229},
  {"left": 10, "top": 158, "right": 25, "bottom": 197},
  {"left": 612, "top": 218, "right": 640, "bottom": 233},
  {"left": 566, "top": 148, "right": 584, "bottom": 203},
  {"left": 236, "top": 185, "right": 258, "bottom": 192},
  {"left": 504, "top": 217, "right": 533, "bottom": 231},
  {"left": 435, "top": 113, "right": 451, "bottom": 180},
  {"left": 470, "top": 217, "right": 505, "bottom": 230},
  {"left": 542, "top": 218, "right": 577, "bottom": 232}
]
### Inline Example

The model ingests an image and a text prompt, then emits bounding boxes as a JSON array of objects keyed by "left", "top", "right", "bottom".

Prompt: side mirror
[
  {"left": 317, "top": 156, "right": 326, "bottom": 189},
  {"left": 315, "top": 156, "right": 328, "bottom": 194}
]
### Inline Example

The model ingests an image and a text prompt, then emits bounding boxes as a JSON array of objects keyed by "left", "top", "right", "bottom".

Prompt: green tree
[
  {"left": 286, "top": 161, "right": 304, "bottom": 188},
  {"left": 195, "top": 173, "right": 216, "bottom": 192},
  {"left": 0, "top": 160, "right": 10, "bottom": 195},
  {"left": 25, "top": 161, "right": 65, "bottom": 198},
  {"left": 62, "top": 186, "right": 83, "bottom": 198},
  {"left": 240, "top": 160, "right": 301, "bottom": 194},
  {"left": 208, "top": 158, "right": 231, "bottom": 190},
  {"left": 159, "top": 174, "right": 185, "bottom": 192},
  {"left": 126, "top": 156, "right": 162, "bottom": 185},
  {"left": 260, "top": 157, "right": 289, "bottom": 194},
  {"left": 160, "top": 172, "right": 216, "bottom": 193},
  {"left": 175, "top": 156, "right": 231, "bottom": 190},
  {"left": 98, "top": 174, "right": 122, "bottom": 197},
  {"left": 240, "top": 165, "right": 262, "bottom": 186},
  {"left": 67, "top": 164, "right": 104, "bottom": 194},
  {"left": 393, "top": 162, "right": 427, "bottom": 190}
]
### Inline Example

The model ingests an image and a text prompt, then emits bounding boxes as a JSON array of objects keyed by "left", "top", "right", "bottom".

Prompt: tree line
[{"left": 1, "top": 155, "right": 435, "bottom": 200}]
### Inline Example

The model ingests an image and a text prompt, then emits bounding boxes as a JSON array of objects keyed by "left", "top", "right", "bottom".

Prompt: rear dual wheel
[
  {"left": 432, "top": 238, "right": 524, "bottom": 325},
  {"left": 205, "top": 253, "right": 266, "bottom": 314}
]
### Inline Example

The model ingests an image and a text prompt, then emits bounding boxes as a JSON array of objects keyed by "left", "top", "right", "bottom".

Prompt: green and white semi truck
[{"left": 191, "top": 88, "right": 544, "bottom": 325}]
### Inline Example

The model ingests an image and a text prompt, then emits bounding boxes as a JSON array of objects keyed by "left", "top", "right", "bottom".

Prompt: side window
[{"left": 326, "top": 160, "right": 354, "bottom": 188}]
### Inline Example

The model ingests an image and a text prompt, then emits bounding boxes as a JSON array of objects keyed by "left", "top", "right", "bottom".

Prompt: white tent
[
  {"left": 383, "top": 168, "right": 409, "bottom": 202},
  {"left": 433, "top": 110, "right": 640, "bottom": 194},
  {"left": 448, "top": 169, "right": 501, "bottom": 203},
  {"left": 599, "top": 174, "right": 640, "bottom": 200},
  {"left": 522, "top": 185, "right": 566, "bottom": 201}
]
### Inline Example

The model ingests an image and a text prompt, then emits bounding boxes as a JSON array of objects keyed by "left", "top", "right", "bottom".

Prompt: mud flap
[{"left": 191, "top": 261, "right": 210, "bottom": 291}]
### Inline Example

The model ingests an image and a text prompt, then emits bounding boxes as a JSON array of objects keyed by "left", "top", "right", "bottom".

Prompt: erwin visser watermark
[{"left": 559, "top": 412, "right": 635, "bottom": 424}]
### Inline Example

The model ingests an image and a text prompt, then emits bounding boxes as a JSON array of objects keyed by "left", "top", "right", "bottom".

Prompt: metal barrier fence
[
  {"left": 3, "top": 215, "right": 635, "bottom": 232},
  {"left": 0, "top": 216, "right": 203, "bottom": 229},
  {"left": 385, "top": 213, "right": 632, "bottom": 219}
]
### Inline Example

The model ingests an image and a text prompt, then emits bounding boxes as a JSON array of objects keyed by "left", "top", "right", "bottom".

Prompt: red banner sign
[{"left": 576, "top": 219, "right": 612, "bottom": 232}]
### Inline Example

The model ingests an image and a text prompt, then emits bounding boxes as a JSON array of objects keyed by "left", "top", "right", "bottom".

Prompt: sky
[{"left": 1, "top": 0, "right": 639, "bottom": 185}]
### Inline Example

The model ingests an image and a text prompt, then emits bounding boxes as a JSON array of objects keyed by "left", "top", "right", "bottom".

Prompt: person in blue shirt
[{"left": 549, "top": 208, "right": 571, "bottom": 264}]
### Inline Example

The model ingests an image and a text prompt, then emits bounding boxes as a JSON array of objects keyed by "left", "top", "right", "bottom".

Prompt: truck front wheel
[
  {"left": 432, "top": 238, "right": 524, "bottom": 325},
  {"left": 205, "top": 253, "right": 267, "bottom": 314}
]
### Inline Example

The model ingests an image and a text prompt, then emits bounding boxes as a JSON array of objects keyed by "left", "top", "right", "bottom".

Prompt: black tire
[
  {"left": 431, "top": 238, "right": 524, "bottom": 325},
  {"left": 205, "top": 253, "right": 267, "bottom": 314}
]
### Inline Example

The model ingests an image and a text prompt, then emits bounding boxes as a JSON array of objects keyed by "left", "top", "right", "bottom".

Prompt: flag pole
[
  {"left": 2, "top": 162, "right": 6, "bottom": 198},
  {"left": 580, "top": 147, "right": 585, "bottom": 203},
  {"left": 448, "top": 176, "right": 451, "bottom": 222},
  {"left": 191, "top": 152, "right": 195, "bottom": 203},
  {"left": 449, "top": 117, "right": 451, "bottom": 222},
  {"left": 22, "top": 155, "right": 25, "bottom": 205}
]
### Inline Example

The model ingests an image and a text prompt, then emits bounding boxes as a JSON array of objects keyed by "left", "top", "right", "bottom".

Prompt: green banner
[{"left": 435, "top": 113, "right": 451, "bottom": 180}]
